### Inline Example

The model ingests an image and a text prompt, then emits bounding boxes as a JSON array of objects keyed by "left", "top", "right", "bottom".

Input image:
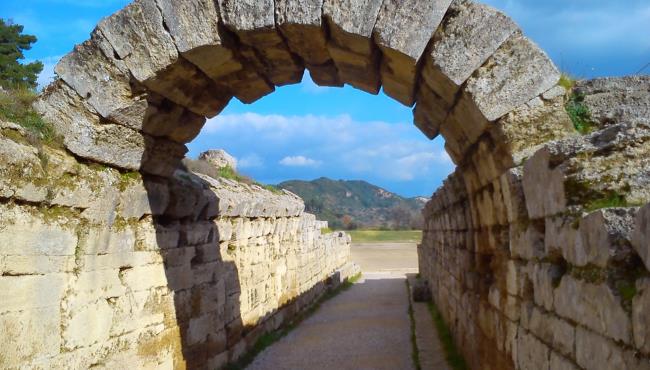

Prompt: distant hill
[{"left": 276, "top": 177, "right": 428, "bottom": 230}]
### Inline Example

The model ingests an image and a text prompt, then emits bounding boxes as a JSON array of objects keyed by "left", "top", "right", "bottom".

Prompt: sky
[{"left": 1, "top": 0, "right": 648, "bottom": 197}]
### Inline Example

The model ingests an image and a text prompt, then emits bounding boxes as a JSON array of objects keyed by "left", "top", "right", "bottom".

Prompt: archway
[{"left": 12, "top": 0, "right": 649, "bottom": 369}]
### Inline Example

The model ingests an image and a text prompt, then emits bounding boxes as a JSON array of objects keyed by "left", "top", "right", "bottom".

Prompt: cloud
[
  {"left": 279, "top": 156, "right": 322, "bottom": 167},
  {"left": 196, "top": 112, "right": 454, "bottom": 187},
  {"left": 34, "top": 55, "right": 62, "bottom": 90},
  {"left": 238, "top": 154, "right": 264, "bottom": 169}
]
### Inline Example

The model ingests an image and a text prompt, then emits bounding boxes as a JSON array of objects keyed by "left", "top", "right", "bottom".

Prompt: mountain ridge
[{"left": 277, "top": 177, "right": 427, "bottom": 230}]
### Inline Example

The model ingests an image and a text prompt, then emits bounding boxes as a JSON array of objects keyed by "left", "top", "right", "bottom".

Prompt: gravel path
[{"left": 246, "top": 272, "right": 415, "bottom": 370}]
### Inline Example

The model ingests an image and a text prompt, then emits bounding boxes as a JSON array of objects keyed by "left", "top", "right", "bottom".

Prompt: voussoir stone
[
  {"left": 99, "top": 0, "right": 229, "bottom": 117},
  {"left": 424, "top": 0, "right": 519, "bottom": 105},
  {"left": 276, "top": 0, "right": 342, "bottom": 86},
  {"left": 55, "top": 37, "right": 146, "bottom": 131},
  {"left": 35, "top": 81, "right": 145, "bottom": 171},
  {"left": 156, "top": 0, "right": 245, "bottom": 83},
  {"left": 373, "top": 0, "right": 453, "bottom": 106},
  {"left": 323, "top": 0, "right": 383, "bottom": 94},
  {"left": 218, "top": 0, "right": 305, "bottom": 86},
  {"left": 442, "top": 34, "right": 560, "bottom": 158}
]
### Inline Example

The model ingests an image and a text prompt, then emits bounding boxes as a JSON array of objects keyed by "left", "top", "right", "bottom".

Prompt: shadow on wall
[
  {"left": 139, "top": 137, "right": 352, "bottom": 369},
  {"left": 140, "top": 138, "right": 245, "bottom": 368}
]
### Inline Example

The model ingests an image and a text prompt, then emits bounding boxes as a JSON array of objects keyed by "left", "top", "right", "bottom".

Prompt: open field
[{"left": 347, "top": 230, "right": 422, "bottom": 243}]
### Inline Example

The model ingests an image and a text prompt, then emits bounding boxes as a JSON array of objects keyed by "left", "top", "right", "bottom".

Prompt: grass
[
  {"left": 223, "top": 273, "right": 362, "bottom": 370},
  {"left": 584, "top": 192, "right": 630, "bottom": 212},
  {"left": 406, "top": 280, "right": 422, "bottom": 370},
  {"left": 558, "top": 73, "right": 576, "bottom": 90},
  {"left": 347, "top": 229, "right": 422, "bottom": 243},
  {"left": 565, "top": 90, "right": 596, "bottom": 134},
  {"left": 427, "top": 301, "right": 468, "bottom": 370},
  {"left": 0, "top": 86, "right": 61, "bottom": 147}
]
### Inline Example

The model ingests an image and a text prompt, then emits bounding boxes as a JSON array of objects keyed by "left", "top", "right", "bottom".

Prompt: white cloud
[
  {"left": 238, "top": 154, "right": 264, "bottom": 169},
  {"left": 199, "top": 112, "right": 454, "bottom": 183},
  {"left": 33, "top": 55, "right": 62, "bottom": 91},
  {"left": 279, "top": 156, "right": 322, "bottom": 167}
]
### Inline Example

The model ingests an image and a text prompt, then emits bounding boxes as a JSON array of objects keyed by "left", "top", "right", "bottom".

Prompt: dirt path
[{"left": 245, "top": 243, "right": 419, "bottom": 370}]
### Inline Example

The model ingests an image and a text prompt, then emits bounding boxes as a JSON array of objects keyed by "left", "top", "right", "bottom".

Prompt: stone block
[
  {"left": 522, "top": 146, "right": 567, "bottom": 219},
  {"left": 510, "top": 222, "right": 545, "bottom": 261},
  {"left": 55, "top": 37, "right": 144, "bottom": 130},
  {"left": 0, "top": 274, "right": 68, "bottom": 315},
  {"left": 99, "top": 0, "right": 229, "bottom": 117},
  {"left": 34, "top": 81, "right": 146, "bottom": 172},
  {"left": 373, "top": 0, "right": 452, "bottom": 106},
  {"left": 119, "top": 178, "right": 170, "bottom": 219},
  {"left": 554, "top": 275, "right": 631, "bottom": 344},
  {"left": 633, "top": 278, "right": 650, "bottom": 355},
  {"left": 550, "top": 352, "right": 579, "bottom": 370},
  {"left": 276, "top": 0, "right": 342, "bottom": 87},
  {"left": 156, "top": 0, "right": 245, "bottom": 87},
  {"left": 633, "top": 203, "right": 650, "bottom": 271},
  {"left": 576, "top": 76, "right": 650, "bottom": 127},
  {"left": 0, "top": 307, "right": 62, "bottom": 367},
  {"left": 218, "top": 0, "right": 304, "bottom": 86},
  {"left": 446, "top": 34, "right": 560, "bottom": 155},
  {"left": 423, "top": 0, "right": 518, "bottom": 106},
  {"left": 0, "top": 203, "right": 78, "bottom": 257},
  {"left": 528, "top": 262, "right": 561, "bottom": 311},
  {"left": 499, "top": 167, "right": 527, "bottom": 223},
  {"left": 576, "top": 326, "right": 626, "bottom": 370},
  {"left": 492, "top": 93, "right": 574, "bottom": 164},
  {"left": 570, "top": 208, "right": 636, "bottom": 268},
  {"left": 516, "top": 327, "right": 550, "bottom": 370},
  {"left": 119, "top": 264, "right": 170, "bottom": 292},
  {"left": 323, "top": 0, "right": 383, "bottom": 93},
  {"left": 62, "top": 298, "right": 114, "bottom": 350},
  {"left": 525, "top": 306, "right": 575, "bottom": 357},
  {"left": 0, "top": 255, "right": 75, "bottom": 275}
]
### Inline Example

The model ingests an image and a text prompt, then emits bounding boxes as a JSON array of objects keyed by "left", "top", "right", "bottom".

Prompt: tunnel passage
[{"left": 19, "top": 0, "right": 650, "bottom": 369}]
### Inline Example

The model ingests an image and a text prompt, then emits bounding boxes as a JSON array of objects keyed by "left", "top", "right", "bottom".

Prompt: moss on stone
[
  {"left": 570, "top": 264, "right": 607, "bottom": 284},
  {"left": 118, "top": 171, "right": 141, "bottom": 192},
  {"left": 565, "top": 91, "right": 597, "bottom": 134},
  {"left": 37, "top": 204, "right": 78, "bottom": 225}
]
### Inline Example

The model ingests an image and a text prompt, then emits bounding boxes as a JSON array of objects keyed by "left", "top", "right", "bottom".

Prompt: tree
[{"left": 0, "top": 19, "right": 43, "bottom": 90}]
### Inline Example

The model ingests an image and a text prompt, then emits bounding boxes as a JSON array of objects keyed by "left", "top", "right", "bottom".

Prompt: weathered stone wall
[
  {"left": 419, "top": 77, "right": 650, "bottom": 370},
  {"left": 1, "top": 0, "right": 648, "bottom": 368},
  {"left": 0, "top": 129, "right": 355, "bottom": 369}
]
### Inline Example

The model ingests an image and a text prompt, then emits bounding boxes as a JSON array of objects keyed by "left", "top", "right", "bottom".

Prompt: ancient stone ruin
[{"left": 1, "top": 0, "right": 649, "bottom": 369}]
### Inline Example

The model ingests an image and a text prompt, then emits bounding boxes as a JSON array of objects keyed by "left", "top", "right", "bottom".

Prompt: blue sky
[{"left": 2, "top": 0, "right": 648, "bottom": 197}]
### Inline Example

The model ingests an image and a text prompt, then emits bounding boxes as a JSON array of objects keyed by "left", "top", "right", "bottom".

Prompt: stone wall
[
  {"left": 0, "top": 130, "right": 355, "bottom": 369},
  {"left": 2, "top": 0, "right": 648, "bottom": 368},
  {"left": 419, "top": 77, "right": 650, "bottom": 370}
]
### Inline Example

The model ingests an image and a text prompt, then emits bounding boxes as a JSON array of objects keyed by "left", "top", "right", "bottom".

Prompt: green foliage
[
  {"left": 558, "top": 73, "right": 576, "bottom": 90},
  {"left": 428, "top": 301, "right": 468, "bottom": 370},
  {"left": 347, "top": 229, "right": 422, "bottom": 243},
  {"left": 0, "top": 87, "right": 60, "bottom": 146},
  {"left": 278, "top": 177, "right": 426, "bottom": 229},
  {"left": 565, "top": 91, "right": 596, "bottom": 134},
  {"left": 0, "top": 19, "right": 43, "bottom": 90},
  {"left": 585, "top": 192, "right": 629, "bottom": 212},
  {"left": 223, "top": 273, "right": 362, "bottom": 370}
]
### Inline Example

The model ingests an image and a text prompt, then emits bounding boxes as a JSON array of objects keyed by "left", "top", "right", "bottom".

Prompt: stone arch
[
  {"left": 22, "top": 0, "right": 650, "bottom": 370},
  {"left": 35, "top": 0, "right": 564, "bottom": 179}
]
